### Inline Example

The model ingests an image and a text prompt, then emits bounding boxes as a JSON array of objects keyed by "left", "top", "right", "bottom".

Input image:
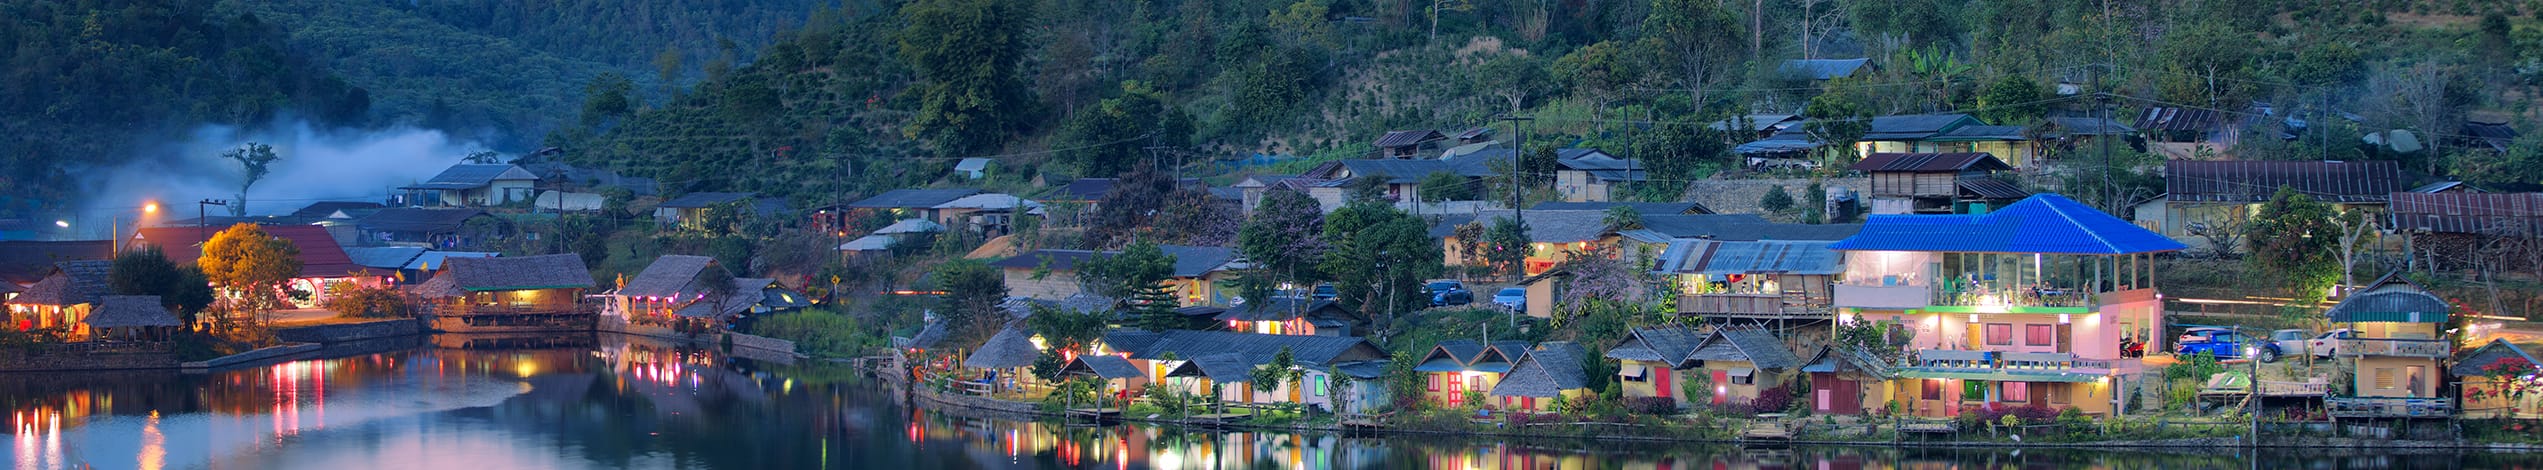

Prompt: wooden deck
[{"left": 1066, "top": 407, "right": 1123, "bottom": 423}]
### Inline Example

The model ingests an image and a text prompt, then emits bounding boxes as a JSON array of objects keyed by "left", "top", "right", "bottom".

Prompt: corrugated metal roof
[
  {"left": 1373, "top": 129, "right": 1447, "bottom": 148},
  {"left": 1658, "top": 240, "right": 1843, "bottom": 275},
  {"left": 2325, "top": 274, "right": 2450, "bottom": 323},
  {"left": 1957, "top": 178, "right": 2033, "bottom": 199},
  {"left": 2137, "top": 107, "right": 2226, "bottom": 132},
  {"left": 2164, "top": 160, "right": 2401, "bottom": 203},
  {"left": 1862, "top": 114, "right": 1980, "bottom": 141},
  {"left": 1831, "top": 193, "right": 2186, "bottom": 254},
  {"left": 849, "top": 188, "right": 984, "bottom": 209},
  {"left": 1850, "top": 152, "right": 2009, "bottom": 173},
  {"left": 2390, "top": 192, "right": 2543, "bottom": 234}
]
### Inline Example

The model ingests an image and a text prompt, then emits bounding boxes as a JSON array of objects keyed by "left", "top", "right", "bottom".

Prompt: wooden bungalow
[
  {"left": 1802, "top": 345, "right": 1895, "bottom": 416},
  {"left": 1677, "top": 327, "right": 1802, "bottom": 410},
  {"left": 1413, "top": 339, "right": 1530, "bottom": 408},
  {"left": 606, "top": 255, "right": 722, "bottom": 329},
  {"left": 1850, "top": 152, "right": 2024, "bottom": 215},
  {"left": 1489, "top": 342, "right": 1592, "bottom": 412},
  {"left": 1652, "top": 239, "right": 1843, "bottom": 322},
  {"left": 1608, "top": 326, "right": 1708, "bottom": 409},
  {"left": 2323, "top": 273, "right": 2456, "bottom": 419},
  {"left": 1103, "top": 329, "right": 1390, "bottom": 414},
  {"left": 1214, "top": 297, "right": 1352, "bottom": 336},
  {"left": 83, "top": 295, "right": 181, "bottom": 341},
  {"left": 2, "top": 261, "right": 112, "bottom": 337},
  {"left": 2455, "top": 339, "right": 2542, "bottom": 419},
  {"left": 413, "top": 254, "right": 595, "bottom": 333},
  {"left": 962, "top": 321, "right": 1044, "bottom": 396},
  {"left": 2134, "top": 160, "right": 2402, "bottom": 253}
]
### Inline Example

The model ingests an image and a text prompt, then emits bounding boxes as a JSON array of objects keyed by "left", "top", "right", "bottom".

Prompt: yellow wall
[{"left": 2355, "top": 356, "right": 2442, "bottom": 398}]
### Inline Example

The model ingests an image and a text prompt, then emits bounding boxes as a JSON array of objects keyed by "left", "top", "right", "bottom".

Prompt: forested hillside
[{"left": 555, "top": 0, "right": 2543, "bottom": 209}]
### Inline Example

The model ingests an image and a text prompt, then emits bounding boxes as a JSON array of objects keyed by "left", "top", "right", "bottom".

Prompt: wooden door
[
  {"left": 1654, "top": 365, "right": 1673, "bottom": 401},
  {"left": 1710, "top": 370, "right": 1730, "bottom": 405},
  {"left": 2056, "top": 324, "right": 2073, "bottom": 353}
]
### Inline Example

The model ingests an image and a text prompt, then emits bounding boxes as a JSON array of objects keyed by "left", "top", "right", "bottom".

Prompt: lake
[{"left": 0, "top": 333, "right": 2521, "bottom": 469}]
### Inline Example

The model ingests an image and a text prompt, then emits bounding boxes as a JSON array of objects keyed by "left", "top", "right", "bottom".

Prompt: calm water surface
[{"left": 0, "top": 333, "right": 2532, "bottom": 469}]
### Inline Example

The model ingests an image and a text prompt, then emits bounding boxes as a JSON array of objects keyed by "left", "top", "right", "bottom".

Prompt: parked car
[
  {"left": 2259, "top": 329, "right": 2314, "bottom": 363},
  {"left": 1425, "top": 280, "right": 1473, "bottom": 307},
  {"left": 1492, "top": 287, "right": 1526, "bottom": 311},
  {"left": 1311, "top": 284, "right": 1337, "bottom": 301},
  {"left": 2308, "top": 329, "right": 2356, "bottom": 358},
  {"left": 2176, "top": 328, "right": 2252, "bottom": 360}
]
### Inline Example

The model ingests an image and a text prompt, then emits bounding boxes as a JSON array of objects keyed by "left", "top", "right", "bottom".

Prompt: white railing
[
  {"left": 1908, "top": 350, "right": 2114, "bottom": 373},
  {"left": 2335, "top": 338, "right": 2451, "bottom": 358}
]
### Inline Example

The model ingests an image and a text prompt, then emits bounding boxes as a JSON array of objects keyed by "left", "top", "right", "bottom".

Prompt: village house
[
  {"left": 1677, "top": 327, "right": 1804, "bottom": 410},
  {"left": 1489, "top": 341, "right": 1592, "bottom": 411},
  {"left": 2322, "top": 274, "right": 2456, "bottom": 419},
  {"left": 2, "top": 261, "right": 110, "bottom": 336},
  {"left": 1851, "top": 152, "right": 2027, "bottom": 215},
  {"left": 1712, "top": 114, "right": 1806, "bottom": 141},
  {"left": 411, "top": 254, "right": 594, "bottom": 333},
  {"left": 953, "top": 157, "right": 994, "bottom": 180},
  {"left": 1854, "top": 114, "right": 2038, "bottom": 168},
  {"left": 1651, "top": 239, "right": 1843, "bottom": 323},
  {"left": 131, "top": 225, "right": 390, "bottom": 308},
  {"left": 2031, "top": 116, "right": 2139, "bottom": 162},
  {"left": 1529, "top": 201, "right": 1714, "bottom": 215},
  {"left": 1413, "top": 340, "right": 1531, "bottom": 408},
  {"left": 342, "top": 247, "right": 496, "bottom": 284},
  {"left": 654, "top": 192, "right": 789, "bottom": 230},
  {"left": 1802, "top": 345, "right": 1896, "bottom": 415},
  {"left": 1551, "top": 148, "right": 1643, "bottom": 202},
  {"left": 1096, "top": 329, "right": 1393, "bottom": 414},
  {"left": 2454, "top": 339, "right": 2541, "bottom": 418},
  {"left": 1608, "top": 326, "right": 1708, "bottom": 409},
  {"left": 400, "top": 164, "right": 539, "bottom": 207},
  {"left": 2387, "top": 192, "right": 2543, "bottom": 272},
  {"left": 1212, "top": 297, "right": 1352, "bottom": 336},
  {"left": 1373, "top": 129, "right": 1450, "bottom": 158},
  {"left": 927, "top": 193, "right": 1042, "bottom": 237},
  {"left": 2134, "top": 160, "right": 2403, "bottom": 252},
  {"left": 1298, "top": 152, "right": 1510, "bottom": 210},
  {"left": 2459, "top": 121, "right": 2519, "bottom": 154},
  {"left": 82, "top": 295, "right": 181, "bottom": 341},
  {"left": 354, "top": 207, "right": 498, "bottom": 248},
  {"left": 2136, "top": 106, "right": 2240, "bottom": 152},
  {"left": 1433, "top": 209, "right": 1614, "bottom": 276},
  {"left": 1735, "top": 127, "right": 1827, "bottom": 171},
  {"left": 517, "top": 159, "right": 661, "bottom": 196},
  {"left": 605, "top": 255, "right": 727, "bottom": 329},
  {"left": 1232, "top": 175, "right": 1301, "bottom": 215},
  {"left": 989, "top": 246, "right": 1239, "bottom": 305},
  {"left": 1830, "top": 193, "right": 2182, "bottom": 418},
  {"left": 825, "top": 188, "right": 985, "bottom": 232},
  {"left": 0, "top": 240, "right": 111, "bottom": 299}
]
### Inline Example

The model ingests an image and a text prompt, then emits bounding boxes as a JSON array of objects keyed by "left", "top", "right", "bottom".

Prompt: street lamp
[{"left": 2244, "top": 344, "right": 2259, "bottom": 447}]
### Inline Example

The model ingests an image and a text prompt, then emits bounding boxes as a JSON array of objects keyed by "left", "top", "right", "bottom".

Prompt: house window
[
  {"left": 2001, "top": 382, "right": 2030, "bottom": 403},
  {"left": 2049, "top": 384, "right": 2071, "bottom": 405},
  {"left": 2406, "top": 366, "right": 2425, "bottom": 393},
  {"left": 2374, "top": 368, "right": 2395, "bottom": 389},
  {"left": 1963, "top": 380, "right": 1987, "bottom": 403},
  {"left": 1728, "top": 369, "right": 1755, "bottom": 385},
  {"left": 2026, "top": 324, "right": 2055, "bottom": 346},
  {"left": 1985, "top": 323, "right": 2014, "bottom": 346},
  {"left": 1429, "top": 375, "right": 1441, "bottom": 392},
  {"left": 1923, "top": 380, "right": 1943, "bottom": 400},
  {"left": 1313, "top": 377, "right": 1327, "bottom": 397},
  {"left": 1469, "top": 375, "right": 1484, "bottom": 391}
]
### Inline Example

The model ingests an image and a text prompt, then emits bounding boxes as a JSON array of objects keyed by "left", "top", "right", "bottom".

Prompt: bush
[
  {"left": 1622, "top": 397, "right": 1679, "bottom": 415},
  {"left": 1751, "top": 386, "right": 1793, "bottom": 414},
  {"left": 748, "top": 308, "right": 880, "bottom": 358},
  {"left": 320, "top": 283, "right": 414, "bottom": 318}
]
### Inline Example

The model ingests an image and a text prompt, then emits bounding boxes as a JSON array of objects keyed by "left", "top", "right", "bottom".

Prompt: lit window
[
  {"left": 2001, "top": 382, "right": 2029, "bottom": 403},
  {"left": 2026, "top": 324, "right": 2054, "bottom": 346},
  {"left": 1985, "top": 323, "right": 2013, "bottom": 346}
]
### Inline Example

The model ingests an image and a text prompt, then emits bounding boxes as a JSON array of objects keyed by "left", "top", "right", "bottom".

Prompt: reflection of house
[
  {"left": 1100, "top": 329, "right": 1392, "bottom": 414},
  {"left": 1551, "top": 149, "right": 1642, "bottom": 202},
  {"left": 355, "top": 208, "right": 498, "bottom": 248},
  {"left": 1652, "top": 239, "right": 1842, "bottom": 321},
  {"left": 1414, "top": 340, "right": 1531, "bottom": 408},
  {"left": 2134, "top": 160, "right": 2402, "bottom": 252},
  {"left": 1832, "top": 193, "right": 2182, "bottom": 418},
  {"left": 2324, "top": 274, "right": 2455, "bottom": 419},
  {"left": 2, "top": 261, "right": 111, "bottom": 337},
  {"left": 1851, "top": 152, "right": 2025, "bottom": 215},
  {"left": 1681, "top": 327, "right": 1802, "bottom": 409},
  {"left": 1490, "top": 341, "right": 1591, "bottom": 411},
  {"left": 412, "top": 254, "right": 594, "bottom": 333},
  {"left": 1610, "top": 326, "right": 1707, "bottom": 409},
  {"left": 130, "top": 225, "right": 390, "bottom": 307},
  {"left": 2455, "top": 339, "right": 2540, "bottom": 418},
  {"left": 401, "top": 164, "right": 539, "bottom": 207}
]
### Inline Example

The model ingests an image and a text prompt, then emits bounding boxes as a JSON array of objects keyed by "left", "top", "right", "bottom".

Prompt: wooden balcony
[
  {"left": 2327, "top": 396, "right": 2454, "bottom": 418},
  {"left": 1677, "top": 293, "right": 1829, "bottom": 319},
  {"left": 2335, "top": 338, "right": 2451, "bottom": 359},
  {"left": 1908, "top": 350, "right": 2115, "bottom": 374}
]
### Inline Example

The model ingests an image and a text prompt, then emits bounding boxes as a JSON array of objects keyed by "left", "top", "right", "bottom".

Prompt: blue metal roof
[{"left": 1829, "top": 193, "right": 2186, "bottom": 255}]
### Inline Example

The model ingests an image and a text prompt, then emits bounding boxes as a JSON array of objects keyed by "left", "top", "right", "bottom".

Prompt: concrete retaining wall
[
  {"left": 182, "top": 343, "right": 323, "bottom": 370},
  {"left": 917, "top": 387, "right": 1038, "bottom": 415},
  {"left": 275, "top": 318, "right": 424, "bottom": 343},
  {"left": 1684, "top": 177, "right": 1867, "bottom": 218},
  {"left": 0, "top": 343, "right": 177, "bottom": 371}
]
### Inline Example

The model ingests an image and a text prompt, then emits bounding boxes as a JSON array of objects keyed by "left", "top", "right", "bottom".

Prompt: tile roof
[
  {"left": 131, "top": 225, "right": 383, "bottom": 278},
  {"left": 430, "top": 254, "right": 593, "bottom": 292},
  {"left": 1830, "top": 193, "right": 2186, "bottom": 254},
  {"left": 2388, "top": 192, "right": 2543, "bottom": 235},
  {"left": 84, "top": 295, "right": 179, "bottom": 328},
  {"left": 0, "top": 241, "right": 111, "bottom": 286},
  {"left": 357, "top": 208, "right": 491, "bottom": 233},
  {"left": 6, "top": 261, "right": 112, "bottom": 306},
  {"left": 1061, "top": 354, "right": 1145, "bottom": 380},
  {"left": 616, "top": 255, "right": 718, "bottom": 298},
  {"left": 1490, "top": 341, "right": 1589, "bottom": 397},
  {"left": 1654, "top": 240, "right": 1843, "bottom": 275},
  {"left": 963, "top": 322, "right": 1042, "bottom": 369},
  {"left": 1850, "top": 152, "right": 2010, "bottom": 173},
  {"left": 1373, "top": 129, "right": 1448, "bottom": 148},
  {"left": 656, "top": 192, "right": 758, "bottom": 209},
  {"left": 2163, "top": 160, "right": 2402, "bottom": 203},
  {"left": 1529, "top": 201, "right": 1713, "bottom": 215},
  {"left": 1682, "top": 327, "right": 1800, "bottom": 370},
  {"left": 849, "top": 188, "right": 985, "bottom": 209},
  {"left": 1778, "top": 58, "right": 1871, "bottom": 80}
]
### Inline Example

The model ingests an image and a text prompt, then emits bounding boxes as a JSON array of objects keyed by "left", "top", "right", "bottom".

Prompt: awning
[
  {"left": 1468, "top": 363, "right": 1514, "bottom": 374},
  {"left": 1620, "top": 364, "right": 1649, "bottom": 380},
  {"left": 1727, "top": 368, "right": 1755, "bottom": 378},
  {"left": 1892, "top": 368, "right": 2102, "bottom": 383}
]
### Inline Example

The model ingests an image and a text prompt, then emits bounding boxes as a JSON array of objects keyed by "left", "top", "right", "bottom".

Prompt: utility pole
[{"left": 1500, "top": 115, "right": 1534, "bottom": 228}]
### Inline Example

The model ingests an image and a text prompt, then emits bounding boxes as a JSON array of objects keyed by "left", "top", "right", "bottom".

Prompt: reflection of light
[
  {"left": 140, "top": 411, "right": 165, "bottom": 470},
  {"left": 514, "top": 361, "right": 538, "bottom": 377}
]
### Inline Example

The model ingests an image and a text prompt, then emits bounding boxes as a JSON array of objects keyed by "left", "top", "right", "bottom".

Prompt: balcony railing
[
  {"left": 1677, "top": 293, "right": 1829, "bottom": 318},
  {"left": 2327, "top": 396, "right": 2454, "bottom": 418},
  {"left": 2335, "top": 338, "right": 2452, "bottom": 358},
  {"left": 1909, "top": 350, "right": 2114, "bottom": 373},
  {"left": 1930, "top": 284, "right": 2095, "bottom": 308}
]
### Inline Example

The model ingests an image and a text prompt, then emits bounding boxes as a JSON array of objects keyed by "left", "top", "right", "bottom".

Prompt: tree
[
  {"left": 1803, "top": 85, "right": 1873, "bottom": 163},
  {"left": 1802, "top": 181, "right": 1828, "bottom": 224},
  {"left": 2243, "top": 187, "right": 2340, "bottom": 297},
  {"left": 1250, "top": 345, "right": 1307, "bottom": 417},
  {"left": 929, "top": 259, "right": 1008, "bottom": 346},
  {"left": 2329, "top": 208, "right": 2379, "bottom": 290},
  {"left": 219, "top": 143, "right": 280, "bottom": 216},
  {"left": 1052, "top": 81, "right": 1190, "bottom": 176},
  {"left": 198, "top": 223, "right": 302, "bottom": 325},
  {"left": 1482, "top": 217, "right": 1531, "bottom": 277},
  {"left": 1319, "top": 203, "right": 1444, "bottom": 339},
  {"left": 1027, "top": 302, "right": 1109, "bottom": 353},
  {"left": 579, "top": 72, "right": 636, "bottom": 128},
  {"left": 1760, "top": 185, "right": 1795, "bottom": 213},
  {"left": 1416, "top": 171, "right": 1473, "bottom": 202},
  {"left": 1602, "top": 206, "right": 1644, "bottom": 232},
  {"left": 1080, "top": 241, "right": 1181, "bottom": 330},
  {"left": 1642, "top": 0, "right": 1747, "bottom": 106},
  {"left": 1237, "top": 189, "right": 1327, "bottom": 288},
  {"left": 1975, "top": 76, "right": 2046, "bottom": 126},
  {"left": 896, "top": 0, "right": 1035, "bottom": 155},
  {"left": 1552, "top": 40, "right": 1648, "bottom": 122},
  {"left": 462, "top": 151, "right": 505, "bottom": 164},
  {"left": 1088, "top": 166, "right": 1178, "bottom": 247},
  {"left": 108, "top": 246, "right": 214, "bottom": 328},
  {"left": 1474, "top": 53, "right": 1551, "bottom": 113}
]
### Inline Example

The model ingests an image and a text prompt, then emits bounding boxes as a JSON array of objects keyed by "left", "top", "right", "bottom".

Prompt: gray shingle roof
[
  {"left": 1061, "top": 355, "right": 1145, "bottom": 380},
  {"left": 963, "top": 322, "right": 1042, "bottom": 369},
  {"left": 1490, "top": 341, "right": 1589, "bottom": 398},
  {"left": 1605, "top": 326, "right": 1706, "bottom": 363},
  {"left": 6, "top": 261, "right": 112, "bottom": 306},
  {"left": 428, "top": 254, "right": 593, "bottom": 293},
  {"left": 1101, "top": 329, "right": 1164, "bottom": 357},
  {"left": 0, "top": 241, "right": 111, "bottom": 286},
  {"left": 414, "top": 164, "right": 537, "bottom": 189},
  {"left": 1801, "top": 345, "right": 1893, "bottom": 378},
  {"left": 1167, "top": 353, "right": 1258, "bottom": 383},
  {"left": 1116, "top": 329, "right": 1385, "bottom": 367},
  {"left": 618, "top": 255, "right": 717, "bottom": 298},
  {"left": 84, "top": 295, "right": 179, "bottom": 328},
  {"left": 1683, "top": 327, "right": 1800, "bottom": 370},
  {"left": 1158, "top": 245, "right": 1236, "bottom": 278},
  {"left": 2453, "top": 339, "right": 2539, "bottom": 376},
  {"left": 849, "top": 188, "right": 986, "bottom": 209}
]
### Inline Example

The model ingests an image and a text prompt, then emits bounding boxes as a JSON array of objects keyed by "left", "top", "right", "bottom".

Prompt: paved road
[{"left": 266, "top": 308, "right": 344, "bottom": 325}]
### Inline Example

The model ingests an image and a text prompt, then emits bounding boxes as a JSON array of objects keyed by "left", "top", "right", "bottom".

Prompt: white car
[{"left": 2307, "top": 329, "right": 2355, "bottom": 358}]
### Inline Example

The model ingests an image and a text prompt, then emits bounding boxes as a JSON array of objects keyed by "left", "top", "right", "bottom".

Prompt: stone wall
[
  {"left": 0, "top": 343, "right": 177, "bottom": 371},
  {"left": 182, "top": 343, "right": 323, "bottom": 370},
  {"left": 1683, "top": 177, "right": 1868, "bottom": 219},
  {"left": 275, "top": 318, "right": 424, "bottom": 343},
  {"left": 917, "top": 386, "right": 1038, "bottom": 415}
]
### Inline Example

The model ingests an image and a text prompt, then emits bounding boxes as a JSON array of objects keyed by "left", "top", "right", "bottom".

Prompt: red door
[
  {"left": 1710, "top": 370, "right": 1730, "bottom": 405},
  {"left": 1654, "top": 365, "right": 1673, "bottom": 402}
]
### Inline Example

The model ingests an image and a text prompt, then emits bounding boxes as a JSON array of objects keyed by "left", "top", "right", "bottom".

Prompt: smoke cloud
[{"left": 76, "top": 121, "right": 489, "bottom": 223}]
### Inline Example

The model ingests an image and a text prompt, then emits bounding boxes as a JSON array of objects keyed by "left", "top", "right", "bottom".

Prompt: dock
[{"left": 1065, "top": 407, "right": 1123, "bottom": 423}]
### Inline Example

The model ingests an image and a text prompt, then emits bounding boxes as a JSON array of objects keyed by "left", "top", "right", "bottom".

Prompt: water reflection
[{"left": 0, "top": 334, "right": 2528, "bottom": 469}]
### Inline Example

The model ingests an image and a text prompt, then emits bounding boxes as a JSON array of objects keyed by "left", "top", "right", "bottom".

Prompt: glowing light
[
  {"left": 514, "top": 361, "right": 538, "bottom": 377},
  {"left": 52, "top": 220, "right": 67, "bottom": 228},
  {"left": 2058, "top": 314, "right": 2072, "bottom": 324}
]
